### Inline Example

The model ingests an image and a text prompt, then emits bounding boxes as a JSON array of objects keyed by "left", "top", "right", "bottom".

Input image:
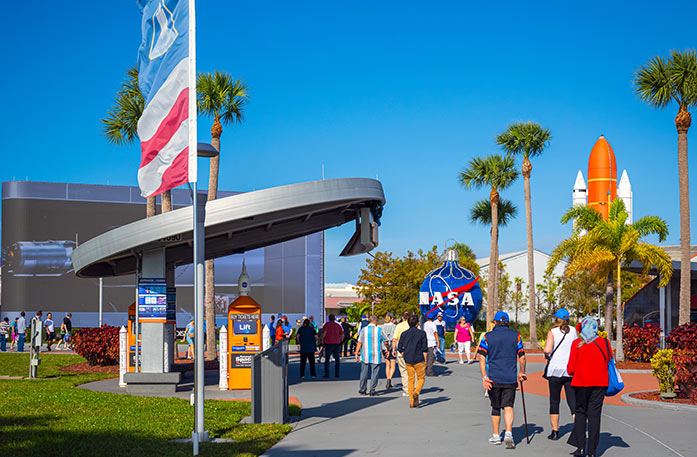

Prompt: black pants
[
  {"left": 568, "top": 386, "right": 605, "bottom": 455},
  {"left": 342, "top": 338, "right": 351, "bottom": 356},
  {"left": 548, "top": 376, "right": 576, "bottom": 415},
  {"left": 425, "top": 347, "right": 436, "bottom": 375},
  {"left": 324, "top": 343, "right": 341, "bottom": 377},
  {"left": 300, "top": 352, "right": 316, "bottom": 377}
]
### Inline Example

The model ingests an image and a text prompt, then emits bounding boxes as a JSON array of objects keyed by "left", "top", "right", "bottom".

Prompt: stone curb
[
  {"left": 621, "top": 390, "right": 697, "bottom": 412},
  {"left": 618, "top": 369, "right": 653, "bottom": 374}
]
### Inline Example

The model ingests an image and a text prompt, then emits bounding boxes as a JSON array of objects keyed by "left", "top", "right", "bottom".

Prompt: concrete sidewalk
[{"left": 262, "top": 356, "right": 695, "bottom": 457}]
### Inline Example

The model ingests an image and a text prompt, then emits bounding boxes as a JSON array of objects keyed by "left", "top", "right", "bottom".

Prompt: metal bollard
[{"left": 119, "top": 326, "right": 127, "bottom": 387}]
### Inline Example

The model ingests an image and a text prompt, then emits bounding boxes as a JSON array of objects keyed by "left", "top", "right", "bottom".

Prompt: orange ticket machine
[
  {"left": 227, "top": 262, "right": 261, "bottom": 389},
  {"left": 127, "top": 303, "right": 141, "bottom": 372}
]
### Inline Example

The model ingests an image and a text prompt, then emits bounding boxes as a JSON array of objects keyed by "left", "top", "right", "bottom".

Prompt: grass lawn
[{"left": 0, "top": 353, "right": 291, "bottom": 456}]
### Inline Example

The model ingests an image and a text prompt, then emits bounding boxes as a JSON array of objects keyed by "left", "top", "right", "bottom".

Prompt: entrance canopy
[{"left": 72, "top": 178, "right": 385, "bottom": 278}]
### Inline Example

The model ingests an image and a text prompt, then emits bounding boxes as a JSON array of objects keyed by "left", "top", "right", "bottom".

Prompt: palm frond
[
  {"left": 101, "top": 66, "right": 144, "bottom": 145},
  {"left": 560, "top": 204, "right": 602, "bottom": 231},
  {"left": 458, "top": 154, "right": 518, "bottom": 190},
  {"left": 608, "top": 198, "right": 627, "bottom": 222},
  {"left": 632, "top": 215, "right": 669, "bottom": 242},
  {"left": 634, "top": 55, "right": 673, "bottom": 108},
  {"left": 197, "top": 71, "right": 250, "bottom": 124},
  {"left": 669, "top": 49, "right": 697, "bottom": 108},
  {"left": 496, "top": 122, "right": 551, "bottom": 159},
  {"left": 566, "top": 249, "right": 615, "bottom": 277},
  {"left": 470, "top": 198, "right": 517, "bottom": 227},
  {"left": 547, "top": 236, "right": 581, "bottom": 275},
  {"left": 625, "top": 242, "right": 673, "bottom": 287}
]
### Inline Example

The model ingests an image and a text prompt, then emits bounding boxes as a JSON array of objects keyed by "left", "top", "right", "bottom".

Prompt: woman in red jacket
[{"left": 566, "top": 316, "right": 611, "bottom": 457}]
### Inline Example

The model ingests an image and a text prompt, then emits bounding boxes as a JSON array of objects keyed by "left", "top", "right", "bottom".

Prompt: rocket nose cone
[{"left": 588, "top": 136, "right": 617, "bottom": 172}]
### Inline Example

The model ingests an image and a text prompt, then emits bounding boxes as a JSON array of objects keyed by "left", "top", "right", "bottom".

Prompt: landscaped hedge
[
  {"left": 623, "top": 324, "right": 660, "bottom": 362},
  {"left": 667, "top": 323, "right": 697, "bottom": 400},
  {"left": 72, "top": 325, "right": 120, "bottom": 366}
]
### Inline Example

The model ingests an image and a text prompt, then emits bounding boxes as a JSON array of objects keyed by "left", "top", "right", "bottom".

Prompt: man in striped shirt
[{"left": 355, "top": 315, "right": 387, "bottom": 396}]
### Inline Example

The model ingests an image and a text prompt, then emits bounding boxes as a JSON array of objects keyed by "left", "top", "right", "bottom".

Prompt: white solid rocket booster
[
  {"left": 573, "top": 170, "right": 588, "bottom": 235},
  {"left": 617, "top": 169, "right": 633, "bottom": 224}
]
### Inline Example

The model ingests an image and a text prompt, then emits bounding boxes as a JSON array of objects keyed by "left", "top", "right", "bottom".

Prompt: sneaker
[
  {"left": 504, "top": 433, "right": 515, "bottom": 449},
  {"left": 459, "top": 360, "right": 464, "bottom": 364},
  {"left": 402, "top": 392, "right": 409, "bottom": 397},
  {"left": 488, "top": 434, "right": 502, "bottom": 445},
  {"left": 484, "top": 390, "right": 489, "bottom": 398}
]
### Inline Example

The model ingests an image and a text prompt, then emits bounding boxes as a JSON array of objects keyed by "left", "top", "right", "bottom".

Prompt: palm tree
[
  {"left": 197, "top": 71, "right": 250, "bottom": 360},
  {"left": 548, "top": 199, "right": 672, "bottom": 361},
  {"left": 634, "top": 50, "right": 697, "bottom": 326},
  {"left": 496, "top": 122, "right": 551, "bottom": 346},
  {"left": 459, "top": 154, "right": 519, "bottom": 325},
  {"left": 101, "top": 67, "right": 172, "bottom": 216}
]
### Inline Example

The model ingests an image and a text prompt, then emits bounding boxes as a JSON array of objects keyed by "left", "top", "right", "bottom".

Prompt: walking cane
[{"left": 519, "top": 376, "right": 530, "bottom": 444}]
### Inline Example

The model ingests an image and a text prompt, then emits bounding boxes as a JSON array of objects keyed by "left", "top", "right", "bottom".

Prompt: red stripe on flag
[
  {"left": 139, "top": 88, "right": 189, "bottom": 168},
  {"left": 423, "top": 276, "right": 479, "bottom": 317},
  {"left": 151, "top": 147, "right": 190, "bottom": 196}
]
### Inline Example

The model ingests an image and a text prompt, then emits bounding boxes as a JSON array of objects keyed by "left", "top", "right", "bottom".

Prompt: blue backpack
[{"left": 594, "top": 338, "right": 624, "bottom": 397}]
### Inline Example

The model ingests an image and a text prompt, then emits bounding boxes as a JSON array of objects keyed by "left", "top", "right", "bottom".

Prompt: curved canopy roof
[{"left": 72, "top": 178, "right": 385, "bottom": 278}]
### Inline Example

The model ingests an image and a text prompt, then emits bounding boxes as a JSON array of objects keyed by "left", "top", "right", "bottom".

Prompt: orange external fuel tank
[{"left": 587, "top": 135, "right": 617, "bottom": 220}]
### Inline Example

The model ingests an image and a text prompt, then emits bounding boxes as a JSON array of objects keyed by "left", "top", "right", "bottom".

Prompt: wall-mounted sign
[
  {"left": 230, "top": 353, "right": 253, "bottom": 368},
  {"left": 138, "top": 278, "right": 167, "bottom": 323}
]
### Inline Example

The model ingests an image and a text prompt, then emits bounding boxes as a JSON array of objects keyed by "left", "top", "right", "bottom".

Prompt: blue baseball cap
[
  {"left": 361, "top": 315, "right": 367, "bottom": 319},
  {"left": 494, "top": 311, "right": 509, "bottom": 322},
  {"left": 554, "top": 309, "right": 570, "bottom": 320}
]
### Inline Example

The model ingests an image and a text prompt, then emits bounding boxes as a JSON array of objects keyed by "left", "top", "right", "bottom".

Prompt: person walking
[
  {"left": 321, "top": 314, "right": 344, "bottom": 378},
  {"left": 297, "top": 318, "right": 317, "bottom": 378},
  {"left": 274, "top": 319, "right": 285, "bottom": 343},
  {"left": 423, "top": 314, "right": 439, "bottom": 376},
  {"left": 281, "top": 316, "right": 292, "bottom": 339},
  {"left": 356, "top": 315, "right": 387, "bottom": 395},
  {"left": 56, "top": 313, "right": 73, "bottom": 351},
  {"left": 434, "top": 312, "right": 446, "bottom": 362},
  {"left": 341, "top": 317, "right": 354, "bottom": 356},
  {"left": 309, "top": 315, "right": 319, "bottom": 333},
  {"left": 16, "top": 312, "right": 26, "bottom": 352},
  {"left": 381, "top": 312, "right": 397, "bottom": 389},
  {"left": 397, "top": 314, "right": 428, "bottom": 408},
  {"left": 182, "top": 318, "right": 195, "bottom": 359},
  {"left": 0, "top": 317, "right": 10, "bottom": 352},
  {"left": 476, "top": 321, "right": 495, "bottom": 398},
  {"left": 478, "top": 311, "right": 527, "bottom": 449},
  {"left": 10, "top": 317, "right": 19, "bottom": 350},
  {"left": 566, "top": 316, "right": 611, "bottom": 457},
  {"left": 392, "top": 311, "right": 411, "bottom": 397},
  {"left": 44, "top": 312, "right": 56, "bottom": 352},
  {"left": 543, "top": 308, "right": 578, "bottom": 440},
  {"left": 454, "top": 316, "right": 475, "bottom": 364},
  {"left": 358, "top": 315, "right": 369, "bottom": 333}
]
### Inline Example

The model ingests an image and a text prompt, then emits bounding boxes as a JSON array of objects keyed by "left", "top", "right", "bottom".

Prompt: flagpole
[{"left": 188, "top": 0, "right": 206, "bottom": 454}]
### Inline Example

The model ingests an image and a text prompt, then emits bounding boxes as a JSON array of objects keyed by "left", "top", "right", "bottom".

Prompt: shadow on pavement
[
  {"left": 512, "top": 422, "right": 544, "bottom": 444},
  {"left": 597, "top": 432, "right": 630, "bottom": 456},
  {"left": 264, "top": 448, "right": 356, "bottom": 457},
  {"left": 301, "top": 396, "right": 394, "bottom": 419},
  {"left": 418, "top": 395, "right": 450, "bottom": 407}
]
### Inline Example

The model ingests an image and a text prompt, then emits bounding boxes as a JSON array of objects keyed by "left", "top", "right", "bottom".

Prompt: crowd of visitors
[{"left": 0, "top": 310, "right": 72, "bottom": 353}]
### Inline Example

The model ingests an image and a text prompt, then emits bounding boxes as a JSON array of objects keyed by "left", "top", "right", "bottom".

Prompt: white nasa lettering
[
  {"left": 462, "top": 293, "right": 474, "bottom": 306},
  {"left": 433, "top": 292, "right": 444, "bottom": 305},
  {"left": 447, "top": 291, "right": 460, "bottom": 305},
  {"left": 419, "top": 292, "right": 430, "bottom": 305}
]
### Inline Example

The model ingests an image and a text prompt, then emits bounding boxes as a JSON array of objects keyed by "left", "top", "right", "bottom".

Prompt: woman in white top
[{"left": 543, "top": 308, "right": 578, "bottom": 441}]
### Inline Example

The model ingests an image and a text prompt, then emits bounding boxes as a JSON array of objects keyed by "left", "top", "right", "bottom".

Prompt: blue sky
[{"left": 1, "top": 1, "right": 696, "bottom": 282}]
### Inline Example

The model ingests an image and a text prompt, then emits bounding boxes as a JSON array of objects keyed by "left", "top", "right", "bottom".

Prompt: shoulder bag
[
  {"left": 542, "top": 330, "right": 567, "bottom": 379},
  {"left": 594, "top": 338, "right": 624, "bottom": 396}
]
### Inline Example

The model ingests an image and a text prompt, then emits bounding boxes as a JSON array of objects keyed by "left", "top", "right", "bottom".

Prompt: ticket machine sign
[{"left": 233, "top": 320, "right": 257, "bottom": 335}]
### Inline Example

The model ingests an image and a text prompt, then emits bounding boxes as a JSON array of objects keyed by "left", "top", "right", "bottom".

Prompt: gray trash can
[{"left": 251, "top": 338, "right": 289, "bottom": 423}]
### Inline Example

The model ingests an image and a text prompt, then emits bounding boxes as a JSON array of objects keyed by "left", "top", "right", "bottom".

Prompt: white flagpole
[{"left": 188, "top": 0, "right": 206, "bottom": 454}]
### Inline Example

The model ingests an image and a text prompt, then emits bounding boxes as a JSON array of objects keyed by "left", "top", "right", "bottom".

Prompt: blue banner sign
[
  {"left": 233, "top": 320, "right": 257, "bottom": 335},
  {"left": 138, "top": 278, "right": 167, "bottom": 322}
]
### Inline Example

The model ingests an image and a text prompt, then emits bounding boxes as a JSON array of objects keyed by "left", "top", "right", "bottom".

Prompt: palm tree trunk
[
  {"left": 522, "top": 158, "right": 537, "bottom": 344},
  {"left": 204, "top": 120, "right": 222, "bottom": 360},
  {"left": 488, "top": 188, "right": 499, "bottom": 326},
  {"left": 161, "top": 190, "right": 172, "bottom": 213},
  {"left": 146, "top": 196, "right": 156, "bottom": 218},
  {"left": 615, "top": 259, "right": 624, "bottom": 361},
  {"left": 605, "top": 270, "right": 614, "bottom": 342},
  {"left": 676, "top": 108, "right": 691, "bottom": 325}
]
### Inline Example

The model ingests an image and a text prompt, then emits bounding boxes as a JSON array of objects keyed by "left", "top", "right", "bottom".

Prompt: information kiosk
[{"left": 227, "top": 261, "right": 261, "bottom": 389}]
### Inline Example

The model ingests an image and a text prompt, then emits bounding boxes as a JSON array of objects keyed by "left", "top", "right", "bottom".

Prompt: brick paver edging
[{"left": 621, "top": 390, "right": 697, "bottom": 412}]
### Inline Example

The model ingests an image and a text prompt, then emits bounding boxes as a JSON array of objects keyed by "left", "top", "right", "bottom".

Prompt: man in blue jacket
[{"left": 478, "top": 311, "right": 527, "bottom": 449}]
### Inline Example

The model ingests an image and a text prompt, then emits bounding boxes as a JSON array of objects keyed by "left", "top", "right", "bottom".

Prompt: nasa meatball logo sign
[{"left": 419, "top": 250, "right": 483, "bottom": 331}]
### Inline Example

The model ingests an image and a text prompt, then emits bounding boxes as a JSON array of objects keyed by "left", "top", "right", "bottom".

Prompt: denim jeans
[
  {"left": 359, "top": 362, "right": 380, "bottom": 393},
  {"left": 438, "top": 337, "right": 446, "bottom": 357},
  {"left": 17, "top": 334, "right": 25, "bottom": 352},
  {"left": 0, "top": 334, "right": 6, "bottom": 351}
]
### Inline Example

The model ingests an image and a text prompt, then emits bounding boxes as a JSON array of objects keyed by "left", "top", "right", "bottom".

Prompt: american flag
[{"left": 136, "top": 0, "right": 196, "bottom": 197}]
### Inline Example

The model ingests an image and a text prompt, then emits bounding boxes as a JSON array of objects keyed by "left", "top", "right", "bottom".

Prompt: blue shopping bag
[{"left": 595, "top": 338, "right": 624, "bottom": 396}]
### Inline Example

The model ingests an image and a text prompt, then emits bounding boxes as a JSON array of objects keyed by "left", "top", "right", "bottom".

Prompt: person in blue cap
[
  {"left": 542, "top": 308, "right": 578, "bottom": 440},
  {"left": 477, "top": 311, "right": 527, "bottom": 449}
]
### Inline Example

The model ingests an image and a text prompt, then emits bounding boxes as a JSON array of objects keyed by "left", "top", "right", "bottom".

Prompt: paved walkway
[{"left": 261, "top": 355, "right": 695, "bottom": 457}]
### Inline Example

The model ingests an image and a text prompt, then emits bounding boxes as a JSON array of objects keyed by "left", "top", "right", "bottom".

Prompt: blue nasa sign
[{"left": 419, "top": 251, "right": 483, "bottom": 331}]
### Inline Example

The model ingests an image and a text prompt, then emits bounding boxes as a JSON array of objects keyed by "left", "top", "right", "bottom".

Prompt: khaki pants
[
  {"left": 397, "top": 354, "right": 409, "bottom": 394},
  {"left": 405, "top": 362, "right": 426, "bottom": 406}
]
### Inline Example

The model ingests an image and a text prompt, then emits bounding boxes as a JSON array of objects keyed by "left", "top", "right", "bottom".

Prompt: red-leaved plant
[
  {"left": 667, "top": 323, "right": 697, "bottom": 400},
  {"left": 623, "top": 324, "right": 660, "bottom": 362},
  {"left": 72, "top": 325, "right": 120, "bottom": 366}
]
